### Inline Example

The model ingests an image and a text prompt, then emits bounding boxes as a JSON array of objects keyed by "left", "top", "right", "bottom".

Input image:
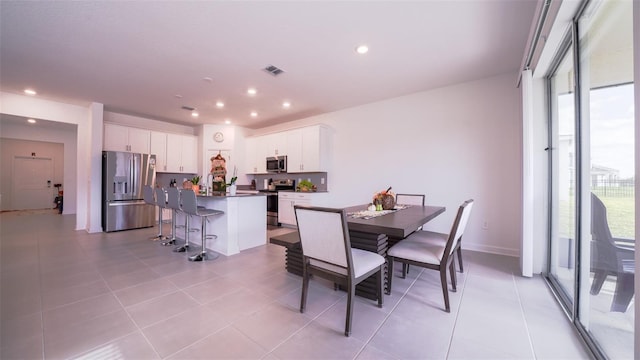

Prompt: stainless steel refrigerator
[{"left": 102, "top": 151, "right": 156, "bottom": 232}]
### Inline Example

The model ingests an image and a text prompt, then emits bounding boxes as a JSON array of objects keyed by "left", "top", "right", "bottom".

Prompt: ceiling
[{"left": 0, "top": 1, "right": 538, "bottom": 130}]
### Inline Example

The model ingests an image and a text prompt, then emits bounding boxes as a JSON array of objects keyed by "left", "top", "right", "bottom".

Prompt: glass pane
[
  {"left": 549, "top": 44, "right": 576, "bottom": 308},
  {"left": 578, "top": 0, "right": 635, "bottom": 358}
]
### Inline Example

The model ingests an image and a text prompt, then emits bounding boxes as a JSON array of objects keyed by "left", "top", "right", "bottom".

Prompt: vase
[
  {"left": 192, "top": 184, "right": 200, "bottom": 193},
  {"left": 229, "top": 184, "right": 237, "bottom": 196}
]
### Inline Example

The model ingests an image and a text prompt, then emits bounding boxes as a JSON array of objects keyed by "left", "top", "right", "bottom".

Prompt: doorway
[{"left": 12, "top": 156, "right": 54, "bottom": 210}]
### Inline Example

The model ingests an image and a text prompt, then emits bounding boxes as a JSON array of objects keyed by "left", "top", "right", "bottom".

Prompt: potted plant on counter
[
  {"left": 226, "top": 167, "right": 238, "bottom": 196},
  {"left": 191, "top": 176, "right": 201, "bottom": 193}
]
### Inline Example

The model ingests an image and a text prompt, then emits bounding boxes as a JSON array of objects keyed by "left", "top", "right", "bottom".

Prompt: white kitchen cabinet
[
  {"left": 278, "top": 191, "right": 327, "bottom": 226},
  {"left": 165, "top": 133, "right": 197, "bottom": 173},
  {"left": 264, "top": 132, "right": 287, "bottom": 157},
  {"left": 150, "top": 131, "right": 168, "bottom": 171},
  {"left": 245, "top": 137, "right": 267, "bottom": 174},
  {"left": 104, "top": 123, "right": 150, "bottom": 153},
  {"left": 286, "top": 125, "right": 329, "bottom": 172}
]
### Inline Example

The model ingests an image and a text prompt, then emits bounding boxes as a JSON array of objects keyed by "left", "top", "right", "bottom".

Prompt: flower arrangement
[{"left": 373, "top": 187, "right": 395, "bottom": 210}]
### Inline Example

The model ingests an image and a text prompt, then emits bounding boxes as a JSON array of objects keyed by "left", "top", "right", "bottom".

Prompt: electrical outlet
[
  {"left": 482, "top": 220, "right": 489, "bottom": 230},
  {"left": 321, "top": 177, "right": 325, "bottom": 185}
]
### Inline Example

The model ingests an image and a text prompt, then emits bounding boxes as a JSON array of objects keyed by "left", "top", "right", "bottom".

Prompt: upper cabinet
[
  {"left": 166, "top": 133, "right": 197, "bottom": 173},
  {"left": 264, "top": 132, "right": 288, "bottom": 157},
  {"left": 104, "top": 123, "right": 150, "bottom": 153},
  {"left": 150, "top": 131, "right": 168, "bottom": 172},
  {"left": 148, "top": 131, "right": 197, "bottom": 173},
  {"left": 287, "top": 125, "right": 329, "bottom": 173},
  {"left": 245, "top": 125, "right": 329, "bottom": 174},
  {"left": 245, "top": 137, "right": 266, "bottom": 174}
]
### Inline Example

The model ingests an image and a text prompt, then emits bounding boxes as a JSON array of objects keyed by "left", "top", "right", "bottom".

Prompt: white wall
[{"left": 253, "top": 72, "right": 523, "bottom": 256}]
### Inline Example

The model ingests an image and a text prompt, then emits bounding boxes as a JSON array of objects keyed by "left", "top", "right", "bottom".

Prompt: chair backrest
[
  {"left": 154, "top": 188, "right": 167, "bottom": 208},
  {"left": 294, "top": 205, "right": 353, "bottom": 273},
  {"left": 395, "top": 193, "right": 425, "bottom": 206},
  {"left": 166, "top": 187, "right": 181, "bottom": 211},
  {"left": 591, "top": 193, "right": 613, "bottom": 244},
  {"left": 445, "top": 199, "right": 474, "bottom": 257},
  {"left": 180, "top": 189, "right": 198, "bottom": 215},
  {"left": 590, "top": 193, "right": 617, "bottom": 267},
  {"left": 143, "top": 185, "right": 155, "bottom": 205}
]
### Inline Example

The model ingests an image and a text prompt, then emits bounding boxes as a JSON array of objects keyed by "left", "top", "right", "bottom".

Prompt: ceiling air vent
[
  {"left": 263, "top": 64, "right": 285, "bottom": 76},
  {"left": 181, "top": 105, "right": 195, "bottom": 111}
]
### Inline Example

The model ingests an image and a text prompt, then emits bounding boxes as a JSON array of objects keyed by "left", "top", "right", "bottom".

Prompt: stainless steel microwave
[{"left": 266, "top": 156, "right": 287, "bottom": 173}]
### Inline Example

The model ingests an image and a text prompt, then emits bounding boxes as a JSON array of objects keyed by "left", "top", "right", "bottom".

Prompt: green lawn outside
[{"left": 557, "top": 190, "right": 635, "bottom": 240}]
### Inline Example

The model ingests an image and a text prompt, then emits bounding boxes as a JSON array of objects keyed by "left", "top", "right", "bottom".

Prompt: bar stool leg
[
  {"left": 173, "top": 214, "right": 190, "bottom": 252},
  {"left": 162, "top": 209, "right": 177, "bottom": 246},
  {"left": 189, "top": 217, "right": 219, "bottom": 262}
]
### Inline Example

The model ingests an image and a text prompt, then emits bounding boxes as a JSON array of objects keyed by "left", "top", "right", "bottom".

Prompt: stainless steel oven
[{"left": 261, "top": 179, "right": 295, "bottom": 226}]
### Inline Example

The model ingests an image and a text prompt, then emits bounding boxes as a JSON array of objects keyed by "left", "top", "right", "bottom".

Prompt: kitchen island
[{"left": 175, "top": 193, "right": 266, "bottom": 256}]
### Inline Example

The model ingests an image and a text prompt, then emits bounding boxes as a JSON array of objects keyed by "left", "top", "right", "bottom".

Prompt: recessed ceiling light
[
  {"left": 24, "top": 89, "right": 37, "bottom": 95},
  {"left": 27, "top": 118, "right": 36, "bottom": 124},
  {"left": 282, "top": 101, "right": 291, "bottom": 109},
  {"left": 355, "top": 45, "right": 369, "bottom": 54},
  {"left": 216, "top": 101, "right": 224, "bottom": 108},
  {"left": 225, "top": 119, "right": 231, "bottom": 124},
  {"left": 250, "top": 111, "right": 258, "bottom": 117},
  {"left": 191, "top": 112, "right": 199, "bottom": 118},
  {"left": 174, "top": 94, "right": 183, "bottom": 99},
  {"left": 202, "top": 77, "right": 213, "bottom": 82},
  {"left": 247, "top": 88, "right": 257, "bottom": 96}
]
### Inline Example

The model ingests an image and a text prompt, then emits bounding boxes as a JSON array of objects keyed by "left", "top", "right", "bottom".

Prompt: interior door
[{"left": 12, "top": 156, "right": 54, "bottom": 210}]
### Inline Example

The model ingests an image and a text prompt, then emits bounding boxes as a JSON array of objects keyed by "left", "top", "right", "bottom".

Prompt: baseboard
[{"left": 464, "top": 242, "right": 519, "bottom": 257}]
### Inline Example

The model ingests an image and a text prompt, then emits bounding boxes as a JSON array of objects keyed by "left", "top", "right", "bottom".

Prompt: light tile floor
[{"left": 1, "top": 211, "right": 591, "bottom": 359}]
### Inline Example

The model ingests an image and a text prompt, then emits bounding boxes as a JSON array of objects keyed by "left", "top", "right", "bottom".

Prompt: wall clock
[{"left": 213, "top": 131, "right": 224, "bottom": 143}]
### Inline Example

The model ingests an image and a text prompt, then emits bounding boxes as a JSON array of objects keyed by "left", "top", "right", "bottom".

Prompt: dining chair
[
  {"left": 387, "top": 199, "right": 474, "bottom": 312},
  {"left": 394, "top": 193, "right": 426, "bottom": 276},
  {"left": 294, "top": 205, "right": 385, "bottom": 337},
  {"left": 590, "top": 193, "right": 635, "bottom": 312},
  {"left": 396, "top": 193, "right": 465, "bottom": 276}
]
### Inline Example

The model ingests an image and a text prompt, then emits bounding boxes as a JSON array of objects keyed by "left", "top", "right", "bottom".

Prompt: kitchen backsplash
[{"left": 253, "top": 172, "right": 328, "bottom": 191}]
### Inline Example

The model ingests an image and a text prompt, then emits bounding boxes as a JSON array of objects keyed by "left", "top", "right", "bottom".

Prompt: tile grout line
[
  {"left": 445, "top": 262, "right": 470, "bottom": 359},
  {"left": 352, "top": 266, "right": 426, "bottom": 360},
  {"left": 511, "top": 271, "right": 537, "bottom": 359}
]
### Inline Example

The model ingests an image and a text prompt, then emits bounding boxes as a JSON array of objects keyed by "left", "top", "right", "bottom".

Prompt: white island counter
[{"left": 175, "top": 193, "right": 266, "bottom": 256}]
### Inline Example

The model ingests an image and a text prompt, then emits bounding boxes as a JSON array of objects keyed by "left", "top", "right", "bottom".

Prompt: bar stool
[
  {"left": 155, "top": 187, "right": 175, "bottom": 246},
  {"left": 143, "top": 185, "right": 163, "bottom": 241},
  {"left": 180, "top": 189, "right": 224, "bottom": 262},
  {"left": 166, "top": 188, "right": 189, "bottom": 252}
]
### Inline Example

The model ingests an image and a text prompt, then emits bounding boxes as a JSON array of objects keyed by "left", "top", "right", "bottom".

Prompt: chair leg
[
  {"left": 590, "top": 269, "right": 608, "bottom": 295},
  {"left": 377, "top": 266, "right": 384, "bottom": 308},
  {"left": 611, "top": 272, "right": 634, "bottom": 312},
  {"left": 440, "top": 268, "right": 450, "bottom": 312},
  {"left": 300, "top": 266, "right": 309, "bottom": 313},
  {"left": 386, "top": 257, "right": 394, "bottom": 295},
  {"left": 457, "top": 246, "right": 464, "bottom": 273},
  {"left": 345, "top": 280, "right": 354, "bottom": 337},
  {"left": 402, "top": 263, "right": 408, "bottom": 279},
  {"left": 450, "top": 262, "right": 457, "bottom": 292}
]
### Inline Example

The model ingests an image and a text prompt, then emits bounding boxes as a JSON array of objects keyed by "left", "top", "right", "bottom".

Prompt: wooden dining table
[{"left": 270, "top": 204, "right": 446, "bottom": 300}]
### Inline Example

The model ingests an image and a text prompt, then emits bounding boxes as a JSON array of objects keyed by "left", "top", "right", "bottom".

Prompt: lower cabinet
[{"left": 278, "top": 192, "right": 327, "bottom": 226}]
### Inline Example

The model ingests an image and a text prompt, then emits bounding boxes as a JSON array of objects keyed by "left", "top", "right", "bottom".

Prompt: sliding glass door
[
  {"left": 548, "top": 42, "right": 577, "bottom": 312},
  {"left": 577, "top": 0, "right": 635, "bottom": 358},
  {"left": 547, "top": 0, "right": 634, "bottom": 358}
]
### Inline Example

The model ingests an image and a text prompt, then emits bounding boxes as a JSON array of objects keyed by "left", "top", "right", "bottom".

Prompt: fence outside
[{"left": 591, "top": 179, "right": 635, "bottom": 197}]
